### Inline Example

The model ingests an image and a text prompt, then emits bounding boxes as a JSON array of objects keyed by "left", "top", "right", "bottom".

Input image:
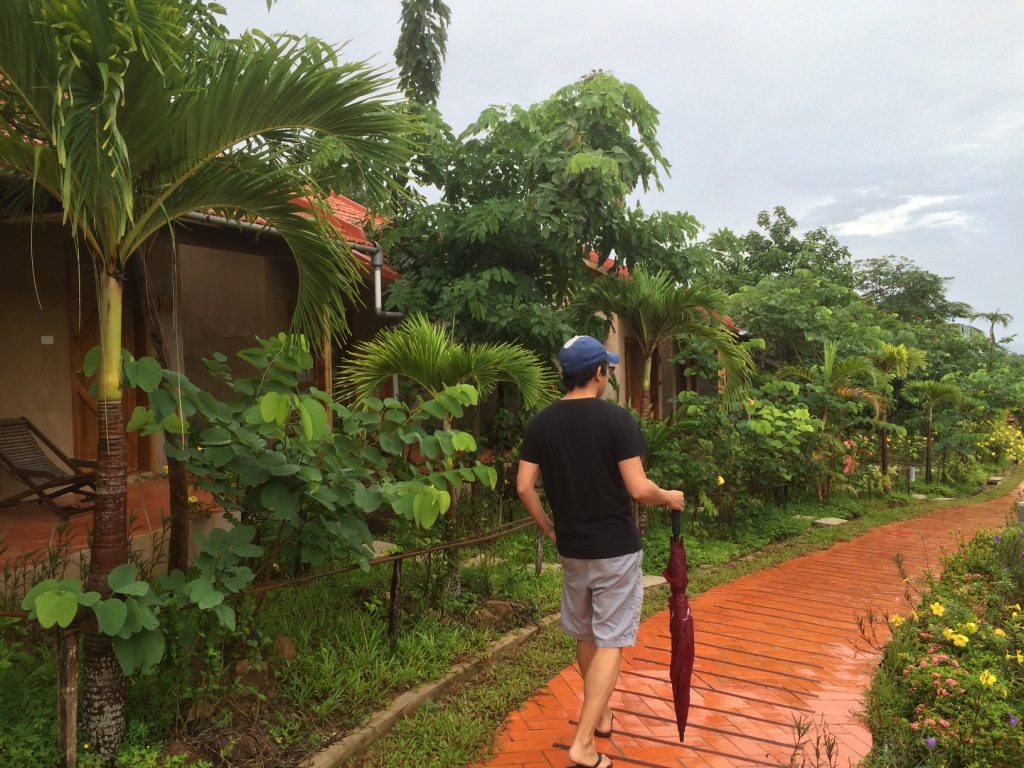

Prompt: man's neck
[{"left": 562, "top": 382, "right": 602, "bottom": 400}]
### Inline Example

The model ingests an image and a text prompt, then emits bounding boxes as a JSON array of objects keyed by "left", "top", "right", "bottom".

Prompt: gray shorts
[{"left": 560, "top": 550, "right": 644, "bottom": 648}]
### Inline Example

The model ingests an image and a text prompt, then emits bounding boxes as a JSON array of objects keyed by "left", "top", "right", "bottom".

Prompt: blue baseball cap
[{"left": 558, "top": 335, "right": 620, "bottom": 374}]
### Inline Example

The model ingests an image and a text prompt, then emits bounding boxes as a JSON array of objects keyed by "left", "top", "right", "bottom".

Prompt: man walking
[{"left": 517, "top": 335, "right": 685, "bottom": 768}]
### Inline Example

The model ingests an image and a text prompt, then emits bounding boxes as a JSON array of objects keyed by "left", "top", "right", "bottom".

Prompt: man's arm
[
  {"left": 618, "top": 456, "right": 685, "bottom": 510},
  {"left": 516, "top": 459, "right": 556, "bottom": 542}
]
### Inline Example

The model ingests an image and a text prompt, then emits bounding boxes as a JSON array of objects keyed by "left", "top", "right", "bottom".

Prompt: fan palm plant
[
  {"left": 905, "top": 380, "right": 963, "bottom": 483},
  {"left": 871, "top": 343, "right": 928, "bottom": 476},
  {"left": 1, "top": 1, "right": 410, "bottom": 759},
  {"left": 571, "top": 267, "right": 755, "bottom": 417},
  {"left": 336, "top": 313, "right": 556, "bottom": 409}
]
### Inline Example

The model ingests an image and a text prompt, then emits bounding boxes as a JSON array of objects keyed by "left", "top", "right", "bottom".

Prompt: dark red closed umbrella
[{"left": 661, "top": 509, "right": 695, "bottom": 741}]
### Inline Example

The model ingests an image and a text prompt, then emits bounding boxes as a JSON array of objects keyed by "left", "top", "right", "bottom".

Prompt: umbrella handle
[{"left": 672, "top": 509, "right": 681, "bottom": 542}]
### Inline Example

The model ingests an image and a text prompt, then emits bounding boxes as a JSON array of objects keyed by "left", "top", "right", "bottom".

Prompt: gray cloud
[{"left": 219, "top": 0, "right": 1024, "bottom": 348}]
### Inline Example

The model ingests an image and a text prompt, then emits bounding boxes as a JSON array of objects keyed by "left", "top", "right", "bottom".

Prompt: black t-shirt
[{"left": 519, "top": 397, "right": 647, "bottom": 559}]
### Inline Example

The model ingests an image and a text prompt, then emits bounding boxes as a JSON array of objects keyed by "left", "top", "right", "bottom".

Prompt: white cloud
[{"left": 833, "top": 195, "right": 970, "bottom": 237}]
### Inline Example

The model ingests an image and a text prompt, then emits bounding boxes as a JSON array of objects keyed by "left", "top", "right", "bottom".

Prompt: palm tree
[
  {"left": 779, "top": 342, "right": 883, "bottom": 501},
  {"left": 871, "top": 343, "right": 927, "bottom": 477},
  {"left": 336, "top": 313, "right": 556, "bottom": 409},
  {"left": 1, "top": 2, "right": 410, "bottom": 759},
  {"left": 778, "top": 341, "right": 883, "bottom": 428},
  {"left": 971, "top": 310, "right": 1014, "bottom": 345},
  {"left": 571, "top": 267, "right": 755, "bottom": 417},
  {"left": 904, "top": 380, "right": 962, "bottom": 483}
]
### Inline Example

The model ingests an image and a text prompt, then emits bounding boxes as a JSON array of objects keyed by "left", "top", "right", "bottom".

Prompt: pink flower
[
  {"left": 919, "top": 660, "right": 929, "bottom": 668},
  {"left": 910, "top": 722, "right": 920, "bottom": 731},
  {"left": 939, "top": 719, "right": 950, "bottom": 728},
  {"left": 925, "top": 719, "right": 937, "bottom": 727},
  {"left": 945, "top": 678, "right": 958, "bottom": 686},
  {"left": 937, "top": 688, "right": 949, "bottom": 697}
]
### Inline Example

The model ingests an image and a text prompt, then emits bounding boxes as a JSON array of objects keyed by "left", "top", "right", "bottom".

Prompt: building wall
[
  {"left": 0, "top": 222, "right": 76, "bottom": 496},
  {"left": 174, "top": 232, "right": 297, "bottom": 397}
]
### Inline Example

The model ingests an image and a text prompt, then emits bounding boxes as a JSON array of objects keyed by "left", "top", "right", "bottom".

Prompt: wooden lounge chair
[{"left": 0, "top": 417, "right": 96, "bottom": 520}]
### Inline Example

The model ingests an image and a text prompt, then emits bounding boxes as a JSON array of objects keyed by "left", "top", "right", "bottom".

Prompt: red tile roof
[{"left": 291, "top": 194, "right": 397, "bottom": 281}]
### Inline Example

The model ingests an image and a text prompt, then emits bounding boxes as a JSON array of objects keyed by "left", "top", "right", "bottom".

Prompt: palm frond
[{"left": 336, "top": 314, "right": 557, "bottom": 408}]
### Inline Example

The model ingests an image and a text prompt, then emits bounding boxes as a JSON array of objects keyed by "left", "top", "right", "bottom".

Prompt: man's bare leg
[
  {"left": 568, "top": 643, "right": 620, "bottom": 767},
  {"left": 576, "top": 639, "right": 614, "bottom": 734}
]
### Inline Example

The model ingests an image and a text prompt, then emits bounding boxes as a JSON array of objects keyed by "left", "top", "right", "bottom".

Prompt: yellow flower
[
  {"left": 889, "top": 614, "right": 905, "bottom": 628},
  {"left": 994, "top": 628, "right": 1007, "bottom": 638},
  {"left": 979, "top": 670, "right": 997, "bottom": 686},
  {"left": 912, "top": 609, "right": 920, "bottom": 621},
  {"left": 188, "top": 495, "right": 199, "bottom": 504},
  {"left": 965, "top": 621, "right": 978, "bottom": 634},
  {"left": 952, "top": 634, "right": 969, "bottom": 648},
  {"left": 1011, "top": 604, "right": 1022, "bottom": 613},
  {"left": 930, "top": 602, "right": 945, "bottom": 617},
  {"left": 942, "top": 627, "right": 955, "bottom": 641},
  {"left": 83, "top": 743, "right": 90, "bottom": 751},
  {"left": 716, "top": 475, "right": 725, "bottom": 486}
]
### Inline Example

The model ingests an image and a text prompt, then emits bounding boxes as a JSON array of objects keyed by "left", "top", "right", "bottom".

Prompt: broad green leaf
[
  {"left": 134, "top": 357, "right": 163, "bottom": 392},
  {"left": 108, "top": 565, "right": 148, "bottom": 596},
  {"left": 82, "top": 346, "right": 101, "bottom": 377},
  {"left": 418, "top": 434, "right": 441, "bottom": 459},
  {"left": 450, "top": 431, "right": 477, "bottom": 452},
  {"left": 212, "top": 603, "right": 236, "bottom": 631},
  {"left": 21, "top": 579, "right": 59, "bottom": 611},
  {"left": 260, "top": 392, "right": 281, "bottom": 423},
  {"left": 126, "top": 406, "right": 151, "bottom": 432},
  {"left": 199, "top": 427, "right": 232, "bottom": 445},
  {"left": 421, "top": 400, "right": 448, "bottom": 420},
  {"left": 413, "top": 491, "right": 438, "bottom": 529},
  {"left": 298, "top": 401, "right": 314, "bottom": 440},
  {"left": 35, "top": 590, "right": 79, "bottom": 629},
  {"left": 93, "top": 599, "right": 128, "bottom": 636},
  {"left": 261, "top": 482, "right": 299, "bottom": 516}
]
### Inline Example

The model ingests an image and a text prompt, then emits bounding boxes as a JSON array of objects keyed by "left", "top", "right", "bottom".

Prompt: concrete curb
[
  {"left": 301, "top": 578, "right": 669, "bottom": 768},
  {"left": 300, "top": 613, "right": 562, "bottom": 768}
]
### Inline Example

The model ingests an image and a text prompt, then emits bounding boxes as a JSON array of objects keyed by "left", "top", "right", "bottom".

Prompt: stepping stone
[
  {"left": 912, "top": 493, "right": 928, "bottom": 500},
  {"left": 931, "top": 497, "right": 955, "bottom": 501},
  {"left": 793, "top": 515, "right": 816, "bottom": 522},
  {"left": 464, "top": 553, "right": 504, "bottom": 567},
  {"left": 813, "top": 517, "right": 847, "bottom": 527},
  {"left": 643, "top": 574, "right": 667, "bottom": 589},
  {"left": 988, "top": 476, "right": 1005, "bottom": 484},
  {"left": 371, "top": 540, "right": 399, "bottom": 557}
]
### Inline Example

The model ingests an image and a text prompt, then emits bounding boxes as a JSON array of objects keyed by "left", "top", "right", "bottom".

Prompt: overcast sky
[{"left": 219, "top": 0, "right": 1024, "bottom": 349}]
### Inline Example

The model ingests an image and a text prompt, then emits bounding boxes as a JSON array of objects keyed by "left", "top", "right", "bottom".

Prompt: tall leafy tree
[
  {"left": 714, "top": 206, "right": 856, "bottom": 294},
  {"left": 854, "top": 255, "right": 970, "bottom": 322},
  {"left": 385, "top": 72, "right": 692, "bottom": 357},
  {"left": 572, "top": 267, "right": 754, "bottom": 417},
  {"left": 395, "top": 0, "right": 451, "bottom": 106},
  {"left": 0, "top": 1, "right": 410, "bottom": 759}
]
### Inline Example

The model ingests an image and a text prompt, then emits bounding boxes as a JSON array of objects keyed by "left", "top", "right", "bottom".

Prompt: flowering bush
[
  {"left": 865, "top": 528, "right": 1024, "bottom": 767},
  {"left": 980, "top": 422, "right": 1024, "bottom": 465}
]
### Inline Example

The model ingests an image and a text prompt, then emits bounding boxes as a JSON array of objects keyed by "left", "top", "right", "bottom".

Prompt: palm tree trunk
[
  {"left": 129, "top": 257, "right": 190, "bottom": 572},
  {"left": 925, "top": 418, "right": 934, "bottom": 485},
  {"left": 84, "top": 273, "right": 128, "bottom": 763},
  {"left": 640, "top": 355, "right": 653, "bottom": 418},
  {"left": 879, "top": 427, "right": 889, "bottom": 478}
]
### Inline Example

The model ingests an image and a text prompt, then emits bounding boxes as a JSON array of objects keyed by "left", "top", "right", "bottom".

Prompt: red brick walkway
[{"left": 478, "top": 484, "right": 1021, "bottom": 768}]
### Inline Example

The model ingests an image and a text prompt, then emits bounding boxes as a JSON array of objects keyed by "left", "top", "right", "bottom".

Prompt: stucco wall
[
  {"left": 0, "top": 222, "right": 75, "bottom": 496},
  {"left": 175, "top": 234, "right": 298, "bottom": 396}
]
